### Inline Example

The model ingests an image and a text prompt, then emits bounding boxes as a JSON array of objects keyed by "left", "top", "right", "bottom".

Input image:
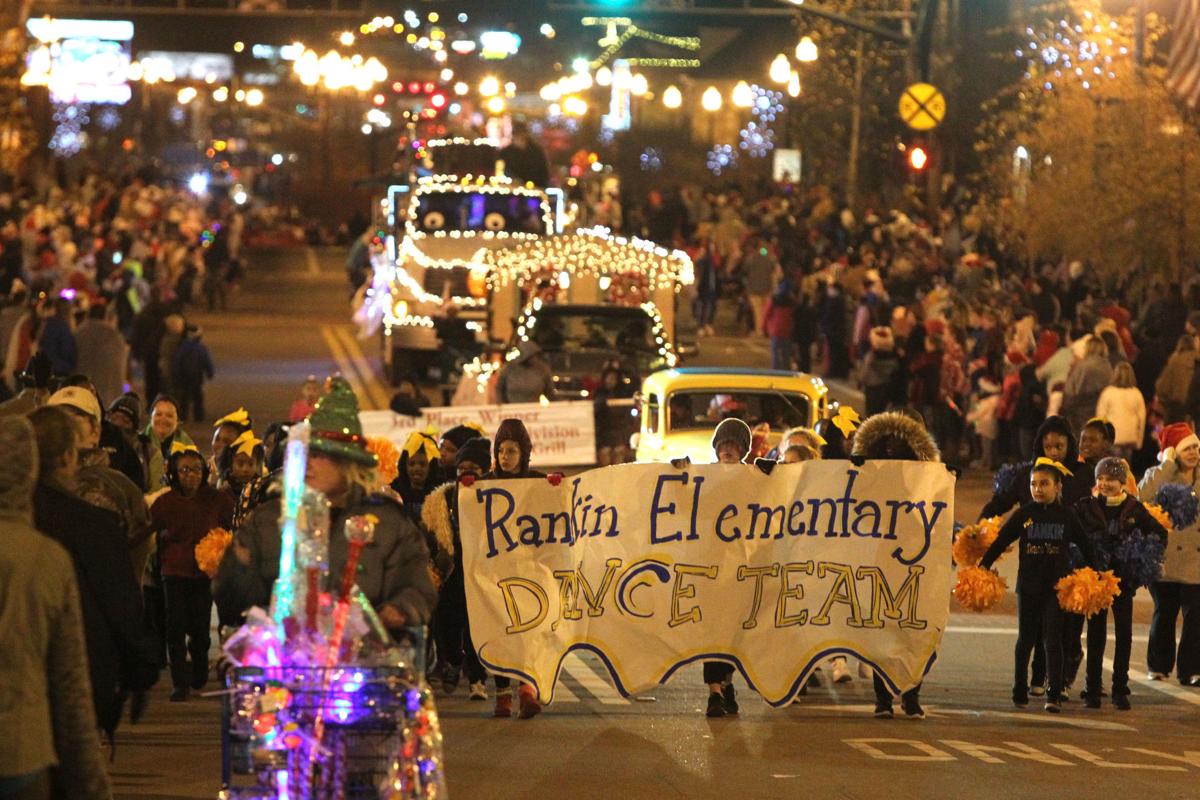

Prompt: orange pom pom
[
  {"left": 367, "top": 436, "right": 400, "bottom": 488},
  {"left": 1144, "top": 503, "right": 1173, "bottom": 533},
  {"left": 953, "top": 521, "right": 1001, "bottom": 567},
  {"left": 1055, "top": 567, "right": 1121, "bottom": 617},
  {"left": 953, "top": 566, "right": 1007, "bottom": 612},
  {"left": 194, "top": 527, "right": 232, "bottom": 578}
]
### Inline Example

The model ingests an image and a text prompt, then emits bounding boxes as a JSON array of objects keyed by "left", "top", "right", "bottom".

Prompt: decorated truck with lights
[{"left": 356, "top": 170, "right": 693, "bottom": 390}]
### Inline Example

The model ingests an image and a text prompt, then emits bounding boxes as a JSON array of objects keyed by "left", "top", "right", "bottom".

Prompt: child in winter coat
[
  {"left": 980, "top": 458, "right": 1095, "bottom": 712},
  {"left": 1074, "top": 457, "right": 1167, "bottom": 709},
  {"left": 173, "top": 325, "right": 215, "bottom": 422}
]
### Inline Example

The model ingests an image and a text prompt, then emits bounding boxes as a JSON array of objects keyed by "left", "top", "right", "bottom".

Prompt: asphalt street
[{"left": 108, "top": 247, "right": 1198, "bottom": 800}]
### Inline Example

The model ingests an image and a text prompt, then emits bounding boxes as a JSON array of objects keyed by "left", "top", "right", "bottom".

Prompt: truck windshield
[
  {"left": 666, "top": 391, "right": 810, "bottom": 431},
  {"left": 413, "top": 191, "right": 547, "bottom": 235},
  {"left": 529, "top": 309, "right": 656, "bottom": 354}
]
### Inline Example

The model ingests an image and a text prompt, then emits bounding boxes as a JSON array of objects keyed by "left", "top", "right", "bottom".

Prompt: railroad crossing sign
[{"left": 899, "top": 83, "right": 945, "bottom": 131}]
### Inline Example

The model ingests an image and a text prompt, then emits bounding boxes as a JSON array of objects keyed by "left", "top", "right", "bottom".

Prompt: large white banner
[
  {"left": 459, "top": 460, "right": 955, "bottom": 705},
  {"left": 360, "top": 401, "right": 597, "bottom": 467}
]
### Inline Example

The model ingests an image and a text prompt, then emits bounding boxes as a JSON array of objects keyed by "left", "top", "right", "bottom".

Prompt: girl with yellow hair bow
[{"left": 392, "top": 430, "right": 445, "bottom": 517}]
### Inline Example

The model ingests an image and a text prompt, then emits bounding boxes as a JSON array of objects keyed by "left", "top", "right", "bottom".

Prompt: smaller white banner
[{"left": 360, "top": 401, "right": 597, "bottom": 467}]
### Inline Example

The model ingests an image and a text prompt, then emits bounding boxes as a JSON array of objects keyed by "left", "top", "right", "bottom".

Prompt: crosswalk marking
[{"left": 557, "top": 653, "right": 627, "bottom": 705}]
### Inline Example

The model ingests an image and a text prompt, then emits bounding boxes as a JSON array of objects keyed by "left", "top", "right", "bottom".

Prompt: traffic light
[{"left": 908, "top": 145, "right": 928, "bottom": 171}]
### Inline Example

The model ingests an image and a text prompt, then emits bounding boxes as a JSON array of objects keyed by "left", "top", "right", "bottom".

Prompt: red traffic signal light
[{"left": 908, "top": 146, "right": 928, "bottom": 171}]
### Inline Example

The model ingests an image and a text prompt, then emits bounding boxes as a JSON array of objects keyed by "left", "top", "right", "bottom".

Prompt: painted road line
[
  {"left": 548, "top": 677, "right": 584, "bottom": 704},
  {"left": 304, "top": 247, "right": 320, "bottom": 276},
  {"left": 1104, "top": 655, "right": 1200, "bottom": 707},
  {"left": 947, "top": 626, "right": 1150, "bottom": 642},
  {"left": 563, "top": 653, "right": 628, "bottom": 705},
  {"left": 319, "top": 325, "right": 373, "bottom": 407},
  {"left": 800, "top": 704, "right": 1136, "bottom": 731},
  {"left": 333, "top": 325, "right": 390, "bottom": 410}
]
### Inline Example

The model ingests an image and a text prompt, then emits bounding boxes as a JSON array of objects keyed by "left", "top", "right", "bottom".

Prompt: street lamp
[
  {"left": 795, "top": 36, "right": 819, "bottom": 63},
  {"left": 769, "top": 53, "right": 791, "bottom": 85},
  {"left": 662, "top": 85, "right": 682, "bottom": 109},
  {"left": 787, "top": 71, "right": 801, "bottom": 98},
  {"left": 701, "top": 85, "right": 722, "bottom": 112},
  {"left": 479, "top": 76, "right": 500, "bottom": 97}
]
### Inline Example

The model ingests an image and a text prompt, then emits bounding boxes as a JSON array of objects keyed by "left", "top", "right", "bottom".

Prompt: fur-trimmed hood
[
  {"left": 851, "top": 412, "right": 941, "bottom": 463},
  {"left": 420, "top": 481, "right": 458, "bottom": 560}
]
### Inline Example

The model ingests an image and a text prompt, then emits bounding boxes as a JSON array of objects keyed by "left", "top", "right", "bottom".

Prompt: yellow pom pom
[
  {"left": 1144, "top": 503, "right": 1173, "bottom": 533},
  {"left": 367, "top": 436, "right": 400, "bottom": 488},
  {"left": 953, "top": 566, "right": 1007, "bottom": 612},
  {"left": 194, "top": 527, "right": 232, "bottom": 578},
  {"left": 1055, "top": 567, "right": 1121, "bottom": 617}
]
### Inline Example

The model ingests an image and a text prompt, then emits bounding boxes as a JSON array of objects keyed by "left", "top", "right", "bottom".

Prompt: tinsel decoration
[
  {"left": 953, "top": 566, "right": 1007, "bottom": 612},
  {"left": 383, "top": 685, "right": 447, "bottom": 799},
  {"left": 1114, "top": 529, "right": 1165, "bottom": 589},
  {"left": 952, "top": 522, "right": 998, "bottom": 567},
  {"left": 1055, "top": 567, "right": 1121, "bottom": 617},
  {"left": 368, "top": 436, "right": 401, "bottom": 487},
  {"left": 1152, "top": 483, "right": 1199, "bottom": 530},
  {"left": 195, "top": 527, "right": 232, "bottom": 578}
]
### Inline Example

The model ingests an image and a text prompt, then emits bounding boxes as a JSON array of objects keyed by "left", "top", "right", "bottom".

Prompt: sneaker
[
  {"left": 1012, "top": 689, "right": 1029, "bottom": 707},
  {"left": 902, "top": 697, "right": 925, "bottom": 720},
  {"left": 1186, "top": 675, "right": 1200, "bottom": 687},
  {"left": 441, "top": 664, "right": 461, "bottom": 695},
  {"left": 517, "top": 685, "right": 541, "bottom": 720},
  {"left": 1029, "top": 685, "right": 1046, "bottom": 697},
  {"left": 493, "top": 692, "right": 512, "bottom": 718},
  {"left": 1147, "top": 671, "right": 1168, "bottom": 681},
  {"left": 1044, "top": 696, "right": 1062, "bottom": 714},
  {"left": 1059, "top": 689, "right": 1071, "bottom": 702},
  {"left": 722, "top": 683, "right": 739, "bottom": 715},
  {"left": 831, "top": 658, "right": 852, "bottom": 684},
  {"left": 706, "top": 692, "right": 726, "bottom": 718},
  {"left": 1112, "top": 693, "right": 1131, "bottom": 711},
  {"left": 873, "top": 701, "right": 894, "bottom": 719},
  {"left": 1082, "top": 691, "right": 1101, "bottom": 709},
  {"left": 169, "top": 687, "right": 189, "bottom": 702},
  {"left": 468, "top": 681, "right": 487, "bottom": 701}
]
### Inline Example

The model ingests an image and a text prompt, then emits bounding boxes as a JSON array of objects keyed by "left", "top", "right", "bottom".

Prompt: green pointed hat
[{"left": 307, "top": 377, "right": 378, "bottom": 467}]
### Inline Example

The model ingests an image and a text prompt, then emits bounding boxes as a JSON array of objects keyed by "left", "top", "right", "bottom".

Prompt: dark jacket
[
  {"left": 213, "top": 486, "right": 437, "bottom": 626},
  {"left": 1074, "top": 493, "right": 1168, "bottom": 587},
  {"left": 149, "top": 484, "right": 235, "bottom": 579},
  {"left": 33, "top": 482, "right": 156, "bottom": 735},
  {"left": 980, "top": 500, "right": 1095, "bottom": 594},
  {"left": 979, "top": 415, "right": 1090, "bottom": 519},
  {"left": 38, "top": 316, "right": 77, "bottom": 376},
  {"left": 172, "top": 336, "right": 214, "bottom": 387}
]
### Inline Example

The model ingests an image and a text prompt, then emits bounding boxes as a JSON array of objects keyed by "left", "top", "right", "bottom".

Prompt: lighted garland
[
  {"left": 520, "top": 264, "right": 563, "bottom": 305},
  {"left": 478, "top": 226, "right": 694, "bottom": 293},
  {"left": 403, "top": 180, "right": 553, "bottom": 242},
  {"left": 606, "top": 270, "right": 650, "bottom": 306},
  {"left": 581, "top": 16, "right": 700, "bottom": 70}
]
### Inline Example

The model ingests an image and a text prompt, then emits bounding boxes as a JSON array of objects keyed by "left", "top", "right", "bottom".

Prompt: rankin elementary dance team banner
[{"left": 457, "top": 459, "right": 956, "bottom": 706}]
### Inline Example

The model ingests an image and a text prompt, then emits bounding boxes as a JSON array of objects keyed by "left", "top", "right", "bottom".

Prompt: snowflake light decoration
[
  {"left": 639, "top": 147, "right": 663, "bottom": 172},
  {"left": 50, "top": 103, "right": 89, "bottom": 156},
  {"left": 1016, "top": 7, "right": 1129, "bottom": 93},
  {"left": 706, "top": 144, "right": 737, "bottom": 175},
  {"left": 738, "top": 122, "right": 775, "bottom": 158},
  {"left": 750, "top": 84, "right": 784, "bottom": 123},
  {"left": 96, "top": 106, "right": 121, "bottom": 131}
]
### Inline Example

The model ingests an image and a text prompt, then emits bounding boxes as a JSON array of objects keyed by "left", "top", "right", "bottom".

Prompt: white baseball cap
[{"left": 48, "top": 386, "right": 102, "bottom": 425}]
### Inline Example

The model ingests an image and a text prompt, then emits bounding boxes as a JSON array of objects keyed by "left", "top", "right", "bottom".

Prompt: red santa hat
[{"left": 1159, "top": 422, "right": 1200, "bottom": 459}]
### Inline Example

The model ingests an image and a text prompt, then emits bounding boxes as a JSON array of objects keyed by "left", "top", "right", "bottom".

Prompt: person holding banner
[
  {"left": 850, "top": 410, "right": 942, "bottom": 719},
  {"left": 980, "top": 458, "right": 1095, "bottom": 713},
  {"left": 214, "top": 379, "right": 437, "bottom": 637},
  {"left": 702, "top": 417, "right": 755, "bottom": 717},
  {"left": 423, "top": 436, "right": 492, "bottom": 702},
  {"left": 482, "top": 419, "right": 547, "bottom": 719}
]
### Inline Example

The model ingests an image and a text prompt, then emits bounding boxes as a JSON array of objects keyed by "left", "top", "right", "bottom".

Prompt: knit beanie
[
  {"left": 108, "top": 393, "right": 142, "bottom": 429},
  {"left": 455, "top": 437, "right": 492, "bottom": 472},
  {"left": 0, "top": 416, "right": 37, "bottom": 517},
  {"left": 442, "top": 423, "right": 486, "bottom": 450},
  {"left": 307, "top": 377, "right": 378, "bottom": 467},
  {"left": 711, "top": 418, "right": 752, "bottom": 458},
  {"left": 1094, "top": 456, "right": 1129, "bottom": 483}
]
